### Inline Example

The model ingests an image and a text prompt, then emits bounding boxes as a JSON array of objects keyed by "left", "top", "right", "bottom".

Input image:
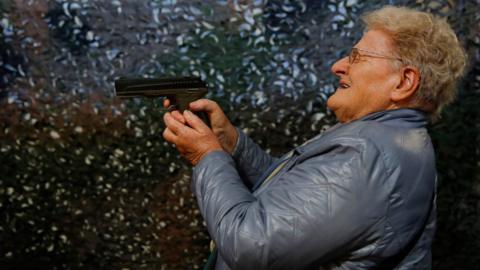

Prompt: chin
[
  {"left": 326, "top": 102, "right": 342, "bottom": 123},
  {"left": 326, "top": 94, "right": 341, "bottom": 112}
]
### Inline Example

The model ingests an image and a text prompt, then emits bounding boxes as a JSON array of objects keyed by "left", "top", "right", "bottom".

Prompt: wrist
[
  {"left": 195, "top": 146, "right": 224, "bottom": 166},
  {"left": 224, "top": 125, "right": 239, "bottom": 154}
]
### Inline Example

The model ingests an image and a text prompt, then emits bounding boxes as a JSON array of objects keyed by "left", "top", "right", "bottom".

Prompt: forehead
[{"left": 355, "top": 29, "right": 395, "bottom": 53}]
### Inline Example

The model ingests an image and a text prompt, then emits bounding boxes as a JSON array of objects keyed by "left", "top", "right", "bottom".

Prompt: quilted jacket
[{"left": 192, "top": 108, "right": 436, "bottom": 270}]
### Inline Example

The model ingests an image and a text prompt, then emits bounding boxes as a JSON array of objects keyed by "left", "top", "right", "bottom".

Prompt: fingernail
[{"left": 185, "top": 110, "right": 193, "bottom": 116}]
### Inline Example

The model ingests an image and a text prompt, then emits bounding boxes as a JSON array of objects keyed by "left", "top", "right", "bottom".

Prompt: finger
[
  {"left": 164, "top": 112, "right": 189, "bottom": 135},
  {"left": 183, "top": 110, "right": 209, "bottom": 132},
  {"left": 171, "top": 110, "right": 186, "bottom": 124},
  {"left": 162, "top": 127, "right": 177, "bottom": 144},
  {"left": 163, "top": 99, "right": 170, "bottom": 108},
  {"left": 189, "top": 99, "right": 219, "bottom": 114}
]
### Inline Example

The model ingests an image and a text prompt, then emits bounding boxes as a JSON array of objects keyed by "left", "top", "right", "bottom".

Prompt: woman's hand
[
  {"left": 163, "top": 110, "right": 223, "bottom": 166},
  {"left": 163, "top": 99, "right": 238, "bottom": 154}
]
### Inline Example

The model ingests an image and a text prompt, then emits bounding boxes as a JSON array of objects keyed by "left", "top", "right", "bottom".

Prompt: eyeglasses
[{"left": 348, "top": 47, "right": 403, "bottom": 64}]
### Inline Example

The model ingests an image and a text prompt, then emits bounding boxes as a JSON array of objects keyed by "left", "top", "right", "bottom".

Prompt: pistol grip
[{"left": 166, "top": 96, "right": 210, "bottom": 127}]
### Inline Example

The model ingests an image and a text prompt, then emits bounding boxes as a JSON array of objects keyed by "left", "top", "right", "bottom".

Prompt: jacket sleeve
[
  {"left": 192, "top": 137, "right": 389, "bottom": 270},
  {"left": 230, "top": 127, "right": 278, "bottom": 187}
]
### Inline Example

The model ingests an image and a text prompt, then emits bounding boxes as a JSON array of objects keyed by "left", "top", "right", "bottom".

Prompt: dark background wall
[{"left": 0, "top": 0, "right": 478, "bottom": 269}]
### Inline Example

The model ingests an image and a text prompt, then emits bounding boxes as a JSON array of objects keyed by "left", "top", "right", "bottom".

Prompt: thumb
[
  {"left": 184, "top": 110, "right": 209, "bottom": 132},
  {"left": 189, "top": 99, "right": 217, "bottom": 114}
]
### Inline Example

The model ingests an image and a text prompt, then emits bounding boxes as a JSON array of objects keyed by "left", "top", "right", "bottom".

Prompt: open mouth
[{"left": 339, "top": 82, "right": 350, "bottom": 89}]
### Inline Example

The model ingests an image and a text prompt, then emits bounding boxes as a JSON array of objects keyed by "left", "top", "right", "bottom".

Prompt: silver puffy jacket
[{"left": 192, "top": 109, "right": 436, "bottom": 270}]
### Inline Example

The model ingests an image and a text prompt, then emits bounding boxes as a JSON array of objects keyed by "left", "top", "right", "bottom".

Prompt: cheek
[
  {"left": 356, "top": 75, "right": 396, "bottom": 110},
  {"left": 357, "top": 64, "right": 397, "bottom": 89},
  {"left": 353, "top": 72, "right": 388, "bottom": 96}
]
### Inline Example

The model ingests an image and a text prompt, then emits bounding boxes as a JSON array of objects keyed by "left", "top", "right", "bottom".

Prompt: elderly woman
[{"left": 163, "top": 6, "right": 466, "bottom": 270}]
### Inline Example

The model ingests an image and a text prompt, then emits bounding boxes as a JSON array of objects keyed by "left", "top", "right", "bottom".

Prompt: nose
[{"left": 331, "top": 56, "right": 349, "bottom": 76}]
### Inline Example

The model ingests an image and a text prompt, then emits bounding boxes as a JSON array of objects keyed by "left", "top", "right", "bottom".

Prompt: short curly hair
[{"left": 362, "top": 6, "right": 467, "bottom": 120}]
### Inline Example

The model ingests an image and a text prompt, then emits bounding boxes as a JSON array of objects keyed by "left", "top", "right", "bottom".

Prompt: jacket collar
[
  {"left": 357, "top": 108, "right": 428, "bottom": 129},
  {"left": 293, "top": 109, "right": 428, "bottom": 156}
]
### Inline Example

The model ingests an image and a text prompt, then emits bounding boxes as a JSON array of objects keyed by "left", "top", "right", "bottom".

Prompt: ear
[{"left": 390, "top": 66, "right": 420, "bottom": 103}]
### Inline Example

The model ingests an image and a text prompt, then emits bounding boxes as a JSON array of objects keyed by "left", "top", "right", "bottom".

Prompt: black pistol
[{"left": 114, "top": 77, "right": 210, "bottom": 125}]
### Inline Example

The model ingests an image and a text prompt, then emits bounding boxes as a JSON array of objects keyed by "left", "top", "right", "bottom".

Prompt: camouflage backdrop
[{"left": 0, "top": 0, "right": 479, "bottom": 269}]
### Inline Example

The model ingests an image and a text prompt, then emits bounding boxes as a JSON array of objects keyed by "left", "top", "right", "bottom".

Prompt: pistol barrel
[{"left": 114, "top": 77, "right": 207, "bottom": 98}]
